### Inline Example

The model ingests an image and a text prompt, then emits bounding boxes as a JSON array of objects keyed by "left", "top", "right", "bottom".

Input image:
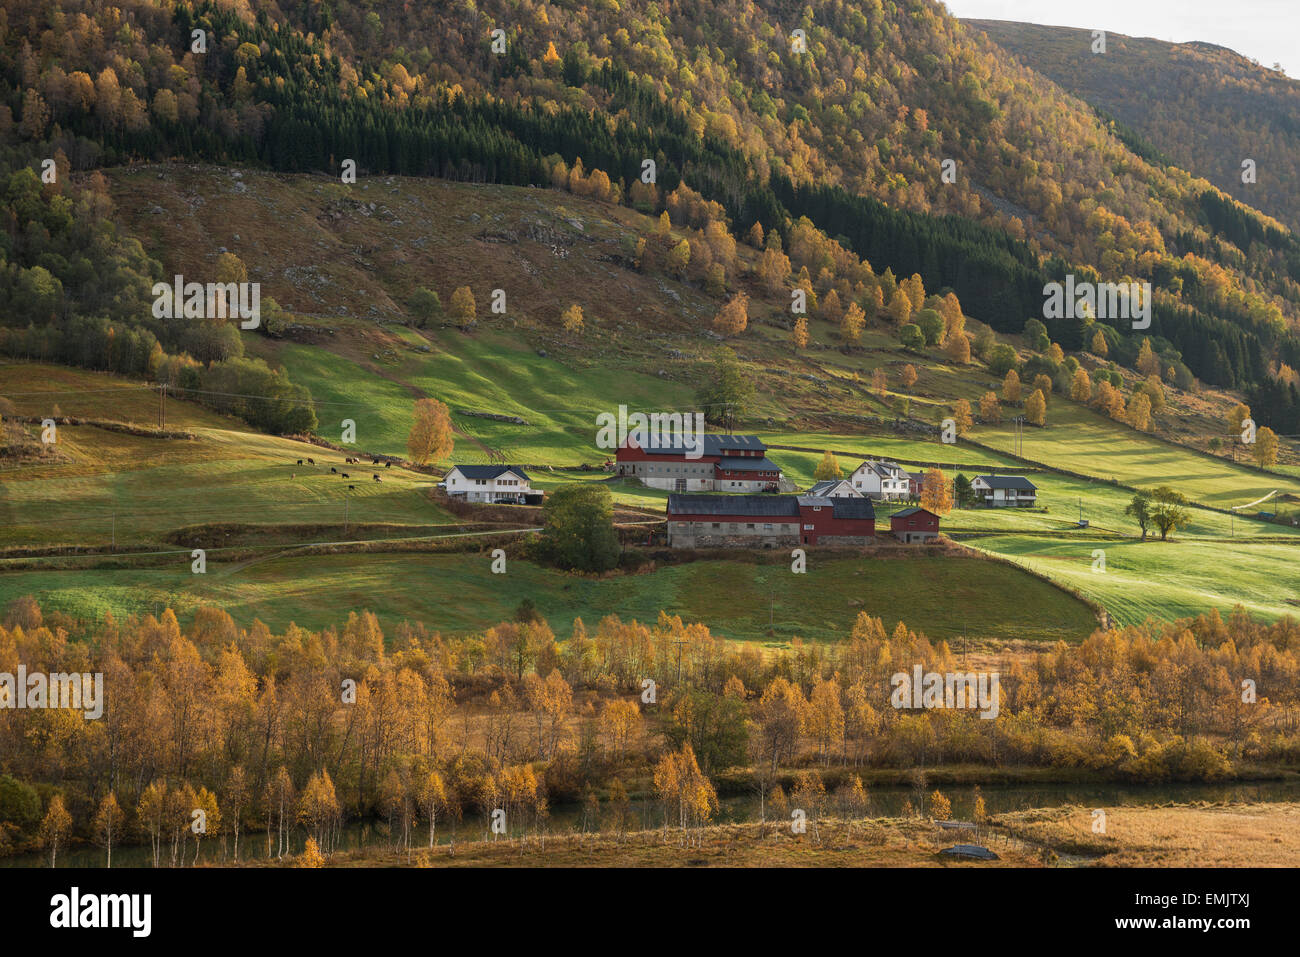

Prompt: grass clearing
[{"left": 0, "top": 552, "right": 1099, "bottom": 645}]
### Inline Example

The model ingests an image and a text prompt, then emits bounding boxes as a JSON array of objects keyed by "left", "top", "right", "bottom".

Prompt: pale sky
[{"left": 943, "top": 0, "right": 1298, "bottom": 75}]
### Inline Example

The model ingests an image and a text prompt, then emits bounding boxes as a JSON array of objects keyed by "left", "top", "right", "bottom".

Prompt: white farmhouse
[
  {"left": 970, "top": 474, "right": 1038, "bottom": 507},
  {"left": 849, "top": 459, "right": 911, "bottom": 501},
  {"left": 443, "top": 465, "right": 536, "bottom": 503}
]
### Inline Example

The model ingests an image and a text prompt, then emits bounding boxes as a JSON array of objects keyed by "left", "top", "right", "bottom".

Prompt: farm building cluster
[
  {"left": 613, "top": 434, "right": 790, "bottom": 492},
  {"left": 439, "top": 431, "right": 1037, "bottom": 549}
]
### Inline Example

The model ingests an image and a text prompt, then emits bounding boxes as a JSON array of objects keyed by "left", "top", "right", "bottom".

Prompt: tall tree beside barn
[
  {"left": 920, "top": 468, "right": 952, "bottom": 514},
  {"left": 407, "top": 398, "right": 454, "bottom": 465}
]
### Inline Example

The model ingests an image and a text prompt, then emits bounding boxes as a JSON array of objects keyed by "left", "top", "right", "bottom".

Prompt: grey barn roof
[
  {"left": 451, "top": 465, "right": 531, "bottom": 480},
  {"left": 668, "top": 494, "right": 799, "bottom": 517},
  {"left": 975, "top": 474, "right": 1037, "bottom": 491},
  {"left": 669, "top": 495, "right": 874, "bottom": 519},
  {"left": 716, "top": 456, "right": 781, "bottom": 472},
  {"left": 892, "top": 506, "right": 936, "bottom": 518},
  {"left": 635, "top": 434, "right": 767, "bottom": 456}
]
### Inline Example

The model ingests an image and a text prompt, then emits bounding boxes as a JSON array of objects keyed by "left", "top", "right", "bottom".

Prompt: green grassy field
[
  {"left": 977, "top": 403, "right": 1300, "bottom": 509},
  {"left": 0, "top": 552, "right": 1099, "bottom": 645},
  {"left": 964, "top": 534, "right": 1300, "bottom": 625}
]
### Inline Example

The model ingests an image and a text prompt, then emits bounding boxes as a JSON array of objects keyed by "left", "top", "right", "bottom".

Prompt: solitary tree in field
[
  {"left": 930, "top": 789, "right": 952, "bottom": 820},
  {"left": 407, "top": 397, "right": 454, "bottom": 465},
  {"left": 814, "top": 450, "right": 842, "bottom": 480},
  {"left": 696, "top": 348, "right": 753, "bottom": 430},
  {"left": 1125, "top": 491, "right": 1152, "bottom": 540},
  {"left": 561, "top": 303, "right": 584, "bottom": 335},
  {"left": 901, "top": 364, "right": 918, "bottom": 389},
  {"left": 409, "top": 286, "right": 441, "bottom": 326},
  {"left": 1025, "top": 388, "right": 1047, "bottom": 426},
  {"left": 1150, "top": 487, "right": 1190, "bottom": 540},
  {"left": 1254, "top": 426, "right": 1279, "bottom": 467},
  {"left": 448, "top": 285, "right": 476, "bottom": 328}
]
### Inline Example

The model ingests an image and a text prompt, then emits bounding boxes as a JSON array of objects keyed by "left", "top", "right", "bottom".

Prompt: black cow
[
  {"left": 373, "top": 474, "right": 381, "bottom": 482},
  {"left": 384, "top": 461, "right": 392, "bottom": 468},
  {"left": 307, "top": 458, "right": 316, "bottom": 465},
  {"left": 331, "top": 467, "right": 337, "bottom": 473},
  {"left": 297, "top": 459, "right": 303, "bottom": 466},
  {"left": 341, "top": 473, "right": 349, "bottom": 479}
]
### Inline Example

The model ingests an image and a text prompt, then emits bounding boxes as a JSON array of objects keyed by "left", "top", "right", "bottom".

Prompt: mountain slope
[{"left": 968, "top": 19, "right": 1300, "bottom": 232}]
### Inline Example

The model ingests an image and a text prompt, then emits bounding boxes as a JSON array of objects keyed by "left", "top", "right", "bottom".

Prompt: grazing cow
[
  {"left": 385, "top": 461, "right": 392, "bottom": 468},
  {"left": 331, "top": 467, "right": 337, "bottom": 473},
  {"left": 307, "top": 458, "right": 315, "bottom": 465},
  {"left": 371, "top": 458, "right": 380, "bottom": 465},
  {"left": 342, "top": 473, "right": 349, "bottom": 479},
  {"left": 297, "top": 459, "right": 303, "bottom": 466},
  {"left": 348, "top": 485, "right": 356, "bottom": 491},
  {"left": 373, "top": 474, "right": 381, "bottom": 482}
]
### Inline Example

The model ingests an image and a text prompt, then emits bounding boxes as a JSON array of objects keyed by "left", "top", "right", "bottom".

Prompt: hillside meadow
[{"left": 0, "top": 552, "right": 1099, "bottom": 647}]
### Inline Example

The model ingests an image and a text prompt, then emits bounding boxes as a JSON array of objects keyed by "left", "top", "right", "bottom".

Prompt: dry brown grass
[
  {"left": 994, "top": 802, "right": 1300, "bottom": 867},
  {"left": 261, "top": 817, "right": 1042, "bottom": 868}
]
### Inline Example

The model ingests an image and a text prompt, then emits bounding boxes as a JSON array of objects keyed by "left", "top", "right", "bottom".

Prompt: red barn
[
  {"left": 890, "top": 506, "right": 940, "bottom": 543},
  {"left": 666, "top": 494, "right": 874, "bottom": 548}
]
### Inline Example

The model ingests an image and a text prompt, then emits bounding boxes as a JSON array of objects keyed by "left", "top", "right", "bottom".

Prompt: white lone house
[
  {"left": 443, "top": 465, "right": 536, "bottom": 503},
  {"left": 849, "top": 459, "right": 911, "bottom": 501},
  {"left": 970, "top": 474, "right": 1038, "bottom": 508}
]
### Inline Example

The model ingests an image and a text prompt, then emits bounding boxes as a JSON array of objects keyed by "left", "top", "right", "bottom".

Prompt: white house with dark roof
[
  {"left": 849, "top": 459, "right": 911, "bottom": 501},
  {"left": 443, "top": 465, "right": 535, "bottom": 503},
  {"left": 970, "top": 474, "right": 1038, "bottom": 507}
]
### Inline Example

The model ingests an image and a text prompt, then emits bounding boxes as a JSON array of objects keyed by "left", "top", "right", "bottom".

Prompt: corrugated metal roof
[
  {"left": 667, "top": 494, "right": 799, "bottom": 517},
  {"left": 976, "top": 474, "right": 1037, "bottom": 490},
  {"left": 450, "top": 465, "right": 531, "bottom": 480},
  {"left": 637, "top": 434, "right": 767, "bottom": 455},
  {"left": 716, "top": 456, "right": 781, "bottom": 472}
]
